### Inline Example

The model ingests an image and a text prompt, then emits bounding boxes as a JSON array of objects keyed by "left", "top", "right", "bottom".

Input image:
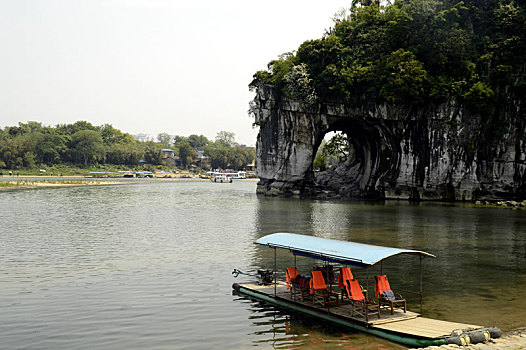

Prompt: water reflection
[
  {"left": 235, "top": 293, "right": 406, "bottom": 349},
  {"left": 0, "top": 181, "right": 524, "bottom": 349},
  {"left": 251, "top": 196, "right": 526, "bottom": 341}
]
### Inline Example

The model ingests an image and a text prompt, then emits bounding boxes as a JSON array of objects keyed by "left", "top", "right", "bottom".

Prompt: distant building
[
  {"left": 162, "top": 148, "right": 176, "bottom": 165},
  {"left": 162, "top": 148, "right": 175, "bottom": 158},
  {"left": 197, "top": 150, "right": 210, "bottom": 169},
  {"left": 245, "top": 162, "right": 256, "bottom": 172},
  {"left": 134, "top": 133, "right": 151, "bottom": 142}
]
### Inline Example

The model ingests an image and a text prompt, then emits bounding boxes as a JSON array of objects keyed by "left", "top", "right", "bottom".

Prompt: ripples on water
[{"left": 0, "top": 179, "right": 525, "bottom": 349}]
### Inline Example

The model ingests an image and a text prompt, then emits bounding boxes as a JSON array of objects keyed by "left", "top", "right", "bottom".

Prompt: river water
[{"left": 0, "top": 179, "right": 524, "bottom": 349}]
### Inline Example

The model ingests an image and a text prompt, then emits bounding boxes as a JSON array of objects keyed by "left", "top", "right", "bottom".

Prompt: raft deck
[
  {"left": 240, "top": 233, "right": 499, "bottom": 347},
  {"left": 237, "top": 281, "right": 482, "bottom": 341}
]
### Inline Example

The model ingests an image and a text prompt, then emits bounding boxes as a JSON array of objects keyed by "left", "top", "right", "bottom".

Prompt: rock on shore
[
  {"left": 475, "top": 200, "right": 526, "bottom": 208},
  {"left": 412, "top": 329, "right": 526, "bottom": 349}
]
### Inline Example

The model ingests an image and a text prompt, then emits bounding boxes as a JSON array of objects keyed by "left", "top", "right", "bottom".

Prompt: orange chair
[
  {"left": 310, "top": 270, "right": 339, "bottom": 307},
  {"left": 287, "top": 267, "right": 310, "bottom": 300},
  {"left": 286, "top": 267, "right": 299, "bottom": 290},
  {"left": 375, "top": 275, "right": 406, "bottom": 314},
  {"left": 338, "top": 267, "right": 354, "bottom": 300},
  {"left": 346, "top": 278, "right": 380, "bottom": 322}
]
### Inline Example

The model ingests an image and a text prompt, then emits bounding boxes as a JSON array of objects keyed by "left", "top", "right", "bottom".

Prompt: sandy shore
[
  {"left": 2, "top": 174, "right": 259, "bottom": 179},
  {"left": 0, "top": 176, "right": 259, "bottom": 190},
  {"left": 0, "top": 179, "right": 125, "bottom": 189}
]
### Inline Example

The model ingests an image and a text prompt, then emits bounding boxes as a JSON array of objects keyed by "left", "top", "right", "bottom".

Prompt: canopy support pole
[
  {"left": 380, "top": 261, "right": 383, "bottom": 275},
  {"left": 366, "top": 267, "right": 369, "bottom": 300},
  {"left": 294, "top": 255, "right": 297, "bottom": 270},
  {"left": 419, "top": 255, "right": 423, "bottom": 315},
  {"left": 326, "top": 260, "right": 330, "bottom": 313},
  {"left": 274, "top": 246, "right": 277, "bottom": 297}
]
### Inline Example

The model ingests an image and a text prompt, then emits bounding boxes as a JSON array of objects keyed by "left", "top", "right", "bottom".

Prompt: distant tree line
[
  {"left": 157, "top": 130, "right": 256, "bottom": 170},
  {"left": 0, "top": 121, "right": 255, "bottom": 170}
]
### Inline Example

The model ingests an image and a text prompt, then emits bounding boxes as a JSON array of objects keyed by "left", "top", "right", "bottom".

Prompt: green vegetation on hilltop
[
  {"left": 250, "top": 0, "right": 525, "bottom": 114},
  {"left": 0, "top": 121, "right": 255, "bottom": 172}
]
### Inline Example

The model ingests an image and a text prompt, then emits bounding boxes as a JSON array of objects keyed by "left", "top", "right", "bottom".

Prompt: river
[{"left": 0, "top": 179, "right": 524, "bottom": 349}]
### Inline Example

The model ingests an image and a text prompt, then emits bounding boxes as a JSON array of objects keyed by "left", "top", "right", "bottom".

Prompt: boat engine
[
  {"left": 257, "top": 269, "right": 273, "bottom": 285},
  {"left": 232, "top": 268, "right": 274, "bottom": 285}
]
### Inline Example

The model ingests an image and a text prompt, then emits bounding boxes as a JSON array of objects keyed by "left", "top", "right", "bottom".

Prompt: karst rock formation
[{"left": 253, "top": 84, "right": 525, "bottom": 201}]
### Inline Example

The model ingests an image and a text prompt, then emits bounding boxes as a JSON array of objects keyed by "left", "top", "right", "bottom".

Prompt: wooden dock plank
[
  {"left": 242, "top": 282, "right": 288, "bottom": 290},
  {"left": 374, "top": 317, "right": 483, "bottom": 338},
  {"left": 237, "top": 283, "right": 483, "bottom": 339},
  {"left": 241, "top": 283, "right": 419, "bottom": 325}
]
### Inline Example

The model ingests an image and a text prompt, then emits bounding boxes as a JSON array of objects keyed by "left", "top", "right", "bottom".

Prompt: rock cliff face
[{"left": 253, "top": 84, "right": 525, "bottom": 201}]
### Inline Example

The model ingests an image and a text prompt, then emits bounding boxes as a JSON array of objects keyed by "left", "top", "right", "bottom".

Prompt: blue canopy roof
[{"left": 254, "top": 233, "right": 435, "bottom": 267}]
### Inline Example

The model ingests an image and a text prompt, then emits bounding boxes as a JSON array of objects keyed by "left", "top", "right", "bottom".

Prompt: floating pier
[
  {"left": 233, "top": 281, "right": 499, "bottom": 347},
  {"left": 233, "top": 233, "right": 501, "bottom": 347}
]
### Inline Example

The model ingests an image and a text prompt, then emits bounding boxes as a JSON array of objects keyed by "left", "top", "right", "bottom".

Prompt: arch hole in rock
[{"left": 311, "top": 119, "right": 396, "bottom": 199}]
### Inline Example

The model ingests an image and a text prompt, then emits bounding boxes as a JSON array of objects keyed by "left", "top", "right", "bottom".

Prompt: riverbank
[
  {"left": 0, "top": 170, "right": 257, "bottom": 180},
  {"left": 0, "top": 179, "right": 126, "bottom": 190},
  {"left": 0, "top": 177, "right": 260, "bottom": 190},
  {"left": 412, "top": 328, "right": 526, "bottom": 349}
]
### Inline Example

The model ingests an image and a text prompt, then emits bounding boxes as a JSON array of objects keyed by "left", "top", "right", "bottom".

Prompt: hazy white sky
[{"left": 0, "top": 0, "right": 351, "bottom": 146}]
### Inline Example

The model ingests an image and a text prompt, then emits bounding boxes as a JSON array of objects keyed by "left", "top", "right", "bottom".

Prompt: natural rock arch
[
  {"left": 252, "top": 84, "right": 525, "bottom": 201},
  {"left": 312, "top": 118, "right": 398, "bottom": 199}
]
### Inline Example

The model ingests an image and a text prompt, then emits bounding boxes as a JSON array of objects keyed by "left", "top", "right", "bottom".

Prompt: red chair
[
  {"left": 375, "top": 275, "right": 406, "bottom": 314},
  {"left": 346, "top": 278, "right": 380, "bottom": 322},
  {"left": 310, "top": 270, "right": 339, "bottom": 307}
]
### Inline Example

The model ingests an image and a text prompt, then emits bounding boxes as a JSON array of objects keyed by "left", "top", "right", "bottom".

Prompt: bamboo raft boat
[{"left": 232, "top": 233, "right": 501, "bottom": 348}]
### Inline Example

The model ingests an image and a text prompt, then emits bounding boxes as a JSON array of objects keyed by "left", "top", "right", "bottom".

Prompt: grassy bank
[{"left": 0, "top": 164, "right": 202, "bottom": 177}]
